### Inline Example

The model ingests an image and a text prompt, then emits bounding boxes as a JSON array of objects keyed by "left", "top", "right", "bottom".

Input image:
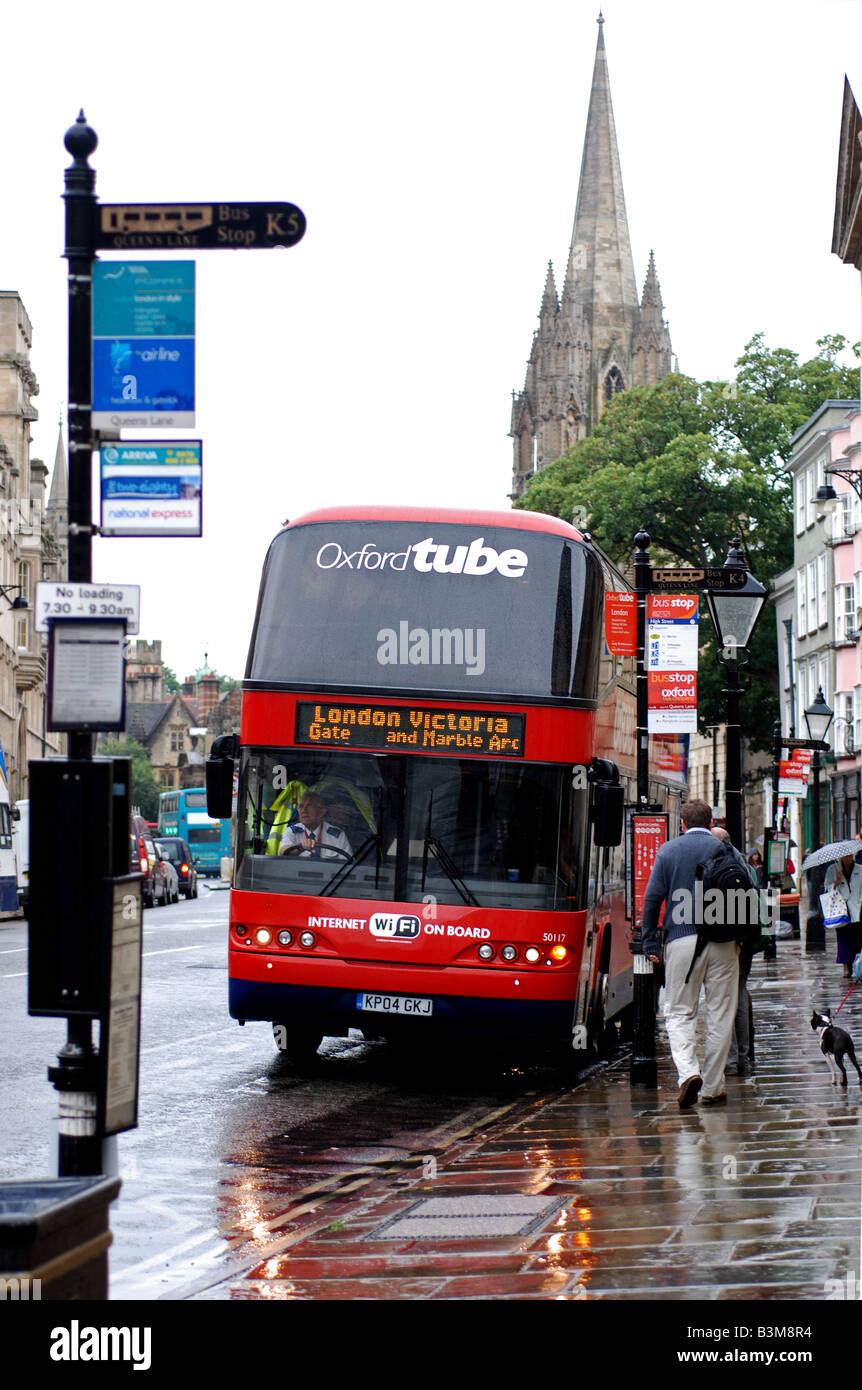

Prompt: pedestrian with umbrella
[{"left": 802, "top": 841, "right": 862, "bottom": 980}]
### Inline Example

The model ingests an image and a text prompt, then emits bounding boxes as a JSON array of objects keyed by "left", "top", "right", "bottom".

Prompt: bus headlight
[
  {"left": 551, "top": 945, "right": 567, "bottom": 961},
  {"left": 299, "top": 931, "right": 316, "bottom": 948},
  {"left": 277, "top": 930, "right": 293, "bottom": 946},
  {"left": 255, "top": 928, "right": 272, "bottom": 946},
  {"left": 501, "top": 945, "right": 518, "bottom": 962},
  {"left": 477, "top": 943, "right": 494, "bottom": 961},
  {"left": 524, "top": 946, "right": 541, "bottom": 963}
]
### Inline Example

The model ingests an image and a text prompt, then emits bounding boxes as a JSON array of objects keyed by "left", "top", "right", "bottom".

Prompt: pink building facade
[{"left": 825, "top": 410, "right": 862, "bottom": 835}]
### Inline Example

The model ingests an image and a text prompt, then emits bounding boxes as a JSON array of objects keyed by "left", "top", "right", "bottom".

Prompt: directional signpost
[
  {"left": 96, "top": 202, "right": 306, "bottom": 250},
  {"left": 650, "top": 567, "right": 747, "bottom": 592},
  {"left": 36, "top": 112, "right": 308, "bottom": 1180}
]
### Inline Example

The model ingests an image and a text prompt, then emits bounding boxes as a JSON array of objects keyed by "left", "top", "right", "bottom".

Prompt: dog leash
[{"left": 835, "top": 979, "right": 858, "bottom": 1015}]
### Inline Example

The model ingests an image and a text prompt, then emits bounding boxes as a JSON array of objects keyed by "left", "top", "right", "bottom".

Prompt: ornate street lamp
[
  {"left": 803, "top": 686, "right": 834, "bottom": 853},
  {"left": 702, "top": 539, "right": 768, "bottom": 851},
  {"left": 801, "top": 686, "right": 834, "bottom": 953}
]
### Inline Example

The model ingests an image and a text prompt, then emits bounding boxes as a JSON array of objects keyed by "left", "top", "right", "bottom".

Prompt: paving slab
[{"left": 187, "top": 941, "right": 860, "bottom": 1307}]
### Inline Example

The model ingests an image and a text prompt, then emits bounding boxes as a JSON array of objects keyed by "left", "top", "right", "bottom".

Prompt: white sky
[{"left": 3, "top": 0, "right": 862, "bottom": 681}]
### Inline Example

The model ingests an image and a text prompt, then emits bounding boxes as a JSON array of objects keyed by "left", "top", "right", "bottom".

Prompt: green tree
[
  {"left": 101, "top": 737, "right": 161, "bottom": 821},
  {"left": 516, "top": 334, "right": 860, "bottom": 751},
  {"left": 162, "top": 665, "right": 180, "bottom": 694}
]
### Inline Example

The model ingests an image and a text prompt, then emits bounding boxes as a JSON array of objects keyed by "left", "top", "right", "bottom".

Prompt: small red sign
[
  {"left": 605, "top": 592, "right": 637, "bottom": 655},
  {"left": 633, "top": 814, "right": 668, "bottom": 925},
  {"left": 647, "top": 670, "right": 697, "bottom": 709}
]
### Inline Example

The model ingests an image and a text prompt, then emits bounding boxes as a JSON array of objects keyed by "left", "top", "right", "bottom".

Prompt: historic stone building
[
  {"left": 510, "top": 16, "right": 674, "bottom": 499},
  {"left": 121, "top": 640, "right": 240, "bottom": 790},
  {"left": 0, "top": 293, "right": 67, "bottom": 798}
]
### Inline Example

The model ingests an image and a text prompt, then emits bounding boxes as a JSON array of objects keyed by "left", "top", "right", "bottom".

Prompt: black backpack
[{"left": 683, "top": 842, "right": 760, "bottom": 983}]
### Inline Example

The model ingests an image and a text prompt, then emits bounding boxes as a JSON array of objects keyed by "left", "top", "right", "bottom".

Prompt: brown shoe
[
  {"left": 701, "top": 1093, "right": 727, "bottom": 1106},
  {"left": 678, "top": 1075, "right": 702, "bottom": 1109}
]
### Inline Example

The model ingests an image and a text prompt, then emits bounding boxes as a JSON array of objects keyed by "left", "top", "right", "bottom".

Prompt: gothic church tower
[{"left": 510, "top": 15, "right": 673, "bottom": 499}]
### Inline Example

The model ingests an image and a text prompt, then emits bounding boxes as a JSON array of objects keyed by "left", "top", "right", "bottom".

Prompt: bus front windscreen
[
  {"left": 246, "top": 521, "right": 602, "bottom": 700},
  {"left": 236, "top": 748, "right": 588, "bottom": 912}
]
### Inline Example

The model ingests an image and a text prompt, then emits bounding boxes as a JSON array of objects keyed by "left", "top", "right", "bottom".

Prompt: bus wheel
[{"left": 587, "top": 971, "right": 617, "bottom": 1059}]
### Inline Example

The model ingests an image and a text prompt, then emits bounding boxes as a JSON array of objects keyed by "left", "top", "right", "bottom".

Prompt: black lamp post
[
  {"left": 702, "top": 539, "right": 768, "bottom": 851},
  {"left": 803, "top": 686, "right": 833, "bottom": 953},
  {"left": 804, "top": 686, "right": 834, "bottom": 851}
]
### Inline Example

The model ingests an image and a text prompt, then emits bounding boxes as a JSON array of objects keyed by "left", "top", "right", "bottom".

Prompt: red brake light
[{"left": 180, "top": 864, "right": 189, "bottom": 876}]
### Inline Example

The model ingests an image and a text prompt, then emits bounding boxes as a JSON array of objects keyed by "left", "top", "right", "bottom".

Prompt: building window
[
  {"left": 795, "top": 476, "right": 806, "bottom": 534},
  {"left": 818, "top": 553, "right": 827, "bottom": 627},
  {"left": 16, "top": 561, "right": 30, "bottom": 603},
  {"left": 604, "top": 366, "right": 624, "bottom": 402},
  {"left": 807, "top": 559, "right": 817, "bottom": 635},
  {"left": 836, "top": 583, "right": 855, "bottom": 642},
  {"left": 797, "top": 569, "right": 806, "bottom": 632},
  {"left": 15, "top": 615, "right": 28, "bottom": 651},
  {"left": 170, "top": 729, "right": 185, "bottom": 753}
]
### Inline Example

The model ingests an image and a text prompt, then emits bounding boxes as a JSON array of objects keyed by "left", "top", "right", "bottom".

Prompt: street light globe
[
  {"left": 803, "top": 687, "right": 834, "bottom": 745},
  {"left": 702, "top": 539, "right": 768, "bottom": 654}
]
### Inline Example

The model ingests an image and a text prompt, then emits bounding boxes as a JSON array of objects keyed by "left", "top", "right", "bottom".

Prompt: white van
[{"left": 11, "top": 798, "right": 29, "bottom": 916}]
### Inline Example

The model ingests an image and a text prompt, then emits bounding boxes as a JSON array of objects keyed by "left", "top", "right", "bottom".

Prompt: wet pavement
[{"left": 179, "top": 938, "right": 862, "bottom": 1302}]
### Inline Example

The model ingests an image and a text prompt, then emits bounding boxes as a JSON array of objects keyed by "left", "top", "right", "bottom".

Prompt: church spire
[
  {"left": 640, "top": 250, "right": 663, "bottom": 310},
  {"left": 563, "top": 15, "right": 639, "bottom": 337},
  {"left": 632, "top": 249, "right": 674, "bottom": 384},
  {"left": 510, "top": 16, "right": 674, "bottom": 499}
]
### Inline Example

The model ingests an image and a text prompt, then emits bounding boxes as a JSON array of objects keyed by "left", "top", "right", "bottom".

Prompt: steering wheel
[{"left": 281, "top": 843, "right": 352, "bottom": 860}]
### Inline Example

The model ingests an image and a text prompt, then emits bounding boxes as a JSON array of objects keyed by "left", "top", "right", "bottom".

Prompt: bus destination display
[{"left": 295, "top": 701, "right": 526, "bottom": 756}]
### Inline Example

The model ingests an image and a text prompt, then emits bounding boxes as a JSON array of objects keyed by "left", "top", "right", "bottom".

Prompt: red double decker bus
[{"left": 208, "top": 506, "right": 684, "bottom": 1062}]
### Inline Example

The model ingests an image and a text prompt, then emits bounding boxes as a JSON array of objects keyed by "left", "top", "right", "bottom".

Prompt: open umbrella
[{"left": 801, "top": 840, "right": 861, "bottom": 871}]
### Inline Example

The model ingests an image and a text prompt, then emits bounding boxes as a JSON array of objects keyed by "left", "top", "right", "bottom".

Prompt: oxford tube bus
[
  {"left": 207, "top": 507, "right": 684, "bottom": 1060},
  {"left": 158, "top": 787, "right": 230, "bottom": 877}
]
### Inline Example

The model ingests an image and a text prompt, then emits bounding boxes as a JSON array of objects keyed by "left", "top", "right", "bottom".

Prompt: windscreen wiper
[
  {"left": 320, "top": 833, "right": 381, "bottom": 897},
  {"left": 422, "top": 836, "right": 480, "bottom": 907}
]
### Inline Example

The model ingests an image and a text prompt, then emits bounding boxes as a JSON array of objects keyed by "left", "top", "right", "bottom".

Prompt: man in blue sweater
[{"left": 640, "top": 799, "right": 740, "bottom": 1109}]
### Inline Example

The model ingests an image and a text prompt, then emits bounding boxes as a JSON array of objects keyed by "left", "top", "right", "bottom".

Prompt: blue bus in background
[
  {"left": 158, "top": 787, "right": 231, "bottom": 877},
  {"left": 0, "top": 746, "right": 19, "bottom": 911}
]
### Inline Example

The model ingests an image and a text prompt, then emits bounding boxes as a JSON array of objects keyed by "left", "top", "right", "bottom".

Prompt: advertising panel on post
[
  {"left": 97, "top": 875, "right": 143, "bottom": 1137},
  {"left": 92, "top": 261, "right": 195, "bottom": 429},
  {"left": 646, "top": 593, "right": 699, "bottom": 734},
  {"left": 604, "top": 591, "right": 637, "bottom": 655},
  {"left": 100, "top": 441, "right": 202, "bottom": 537}
]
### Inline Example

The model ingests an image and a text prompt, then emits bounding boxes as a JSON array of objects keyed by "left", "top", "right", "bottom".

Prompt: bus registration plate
[{"left": 358, "top": 992, "right": 433, "bottom": 1017}]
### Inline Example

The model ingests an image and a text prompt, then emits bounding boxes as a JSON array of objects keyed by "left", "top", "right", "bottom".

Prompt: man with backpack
[{"left": 640, "top": 799, "right": 746, "bottom": 1109}]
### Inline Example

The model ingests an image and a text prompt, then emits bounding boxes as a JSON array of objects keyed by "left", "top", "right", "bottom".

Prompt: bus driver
[{"left": 279, "top": 792, "right": 352, "bottom": 860}]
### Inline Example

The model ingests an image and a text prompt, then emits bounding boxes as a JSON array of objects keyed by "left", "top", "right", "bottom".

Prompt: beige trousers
[{"left": 663, "top": 935, "right": 739, "bottom": 1098}]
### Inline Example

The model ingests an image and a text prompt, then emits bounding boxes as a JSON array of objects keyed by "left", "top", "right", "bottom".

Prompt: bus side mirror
[
  {"left": 206, "top": 734, "right": 238, "bottom": 820},
  {"left": 589, "top": 760, "right": 623, "bottom": 847}
]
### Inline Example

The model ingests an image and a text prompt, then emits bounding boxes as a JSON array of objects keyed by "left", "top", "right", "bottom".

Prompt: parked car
[
  {"left": 154, "top": 837, "right": 199, "bottom": 899},
  {"left": 131, "top": 814, "right": 169, "bottom": 908}
]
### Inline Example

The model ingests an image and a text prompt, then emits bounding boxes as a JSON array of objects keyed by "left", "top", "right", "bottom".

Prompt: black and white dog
[{"left": 810, "top": 1009, "right": 862, "bottom": 1089}]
